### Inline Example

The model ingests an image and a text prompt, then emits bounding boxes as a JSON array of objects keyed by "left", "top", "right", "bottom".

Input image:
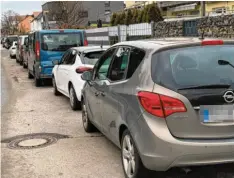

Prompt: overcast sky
[{"left": 1, "top": 1, "right": 44, "bottom": 15}]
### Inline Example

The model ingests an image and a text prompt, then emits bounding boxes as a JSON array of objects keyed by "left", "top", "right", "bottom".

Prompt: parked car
[
  {"left": 81, "top": 38, "right": 234, "bottom": 178},
  {"left": 27, "top": 29, "right": 88, "bottom": 87},
  {"left": 9, "top": 41, "right": 18, "bottom": 58},
  {"left": 1, "top": 37, "right": 6, "bottom": 44},
  {"left": 4, "top": 35, "right": 18, "bottom": 49},
  {"left": 16, "top": 35, "right": 28, "bottom": 66},
  {"left": 52, "top": 45, "right": 109, "bottom": 110},
  {"left": 22, "top": 37, "right": 29, "bottom": 68}
]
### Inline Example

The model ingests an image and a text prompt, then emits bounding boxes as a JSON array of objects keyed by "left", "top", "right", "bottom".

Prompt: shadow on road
[{"left": 148, "top": 163, "right": 234, "bottom": 178}]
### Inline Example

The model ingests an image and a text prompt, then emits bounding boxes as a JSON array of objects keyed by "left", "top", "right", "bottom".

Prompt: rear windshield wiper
[{"left": 178, "top": 84, "right": 231, "bottom": 90}]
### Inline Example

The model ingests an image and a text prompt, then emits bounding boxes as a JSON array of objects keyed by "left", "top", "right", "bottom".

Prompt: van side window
[{"left": 127, "top": 48, "right": 145, "bottom": 79}]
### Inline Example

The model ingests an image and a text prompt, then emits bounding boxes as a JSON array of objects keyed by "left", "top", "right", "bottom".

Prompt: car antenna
[{"left": 199, "top": 11, "right": 210, "bottom": 40}]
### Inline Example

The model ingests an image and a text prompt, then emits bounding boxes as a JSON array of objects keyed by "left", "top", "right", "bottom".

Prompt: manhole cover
[
  {"left": 18, "top": 139, "right": 48, "bottom": 147},
  {"left": 2, "top": 133, "right": 70, "bottom": 150}
]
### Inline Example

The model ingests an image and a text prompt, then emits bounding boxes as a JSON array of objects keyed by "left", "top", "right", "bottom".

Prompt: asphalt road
[{"left": 1, "top": 47, "right": 234, "bottom": 178}]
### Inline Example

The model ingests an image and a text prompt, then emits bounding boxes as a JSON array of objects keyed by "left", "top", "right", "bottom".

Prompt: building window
[
  {"left": 212, "top": 7, "right": 227, "bottom": 14},
  {"left": 105, "top": 10, "right": 111, "bottom": 15},
  {"left": 80, "top": 11, "right": 88, "bottom": 18},
  {"left": 105, "top": 1, "right": 110, "bottom": 7}
]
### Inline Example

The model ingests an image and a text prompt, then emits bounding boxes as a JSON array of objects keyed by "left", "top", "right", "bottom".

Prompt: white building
[{"left": 30, "top": 12, "right": 43, "bottom": 31}]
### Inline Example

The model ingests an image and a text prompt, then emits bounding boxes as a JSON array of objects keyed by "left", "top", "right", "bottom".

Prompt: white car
[
  {"left": 9, "top": 41, "right": 17, "bottom": 58},
  {"left": 52, "top": 45, "right": 110, "bottom": 110}
]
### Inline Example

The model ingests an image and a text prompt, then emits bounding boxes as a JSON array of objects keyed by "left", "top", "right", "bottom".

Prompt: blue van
[{"left": 27, "top": 29, "right": 88, "bottom": 86}]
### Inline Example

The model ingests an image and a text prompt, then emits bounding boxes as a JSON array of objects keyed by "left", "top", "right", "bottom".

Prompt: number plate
[{"left": 200, "top": 105, "right": 234, "bottom": 123}]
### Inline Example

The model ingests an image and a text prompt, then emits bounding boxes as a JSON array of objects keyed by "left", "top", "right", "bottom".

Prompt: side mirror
[
  {"left": 52, "top": 60, "right": 59, "bottom": 65},
  {"left": 81, "top": 71, "right": 92, "bottom": 81},
  {"left": 218, "top": 60, "right": 229, "bottom": 65}
]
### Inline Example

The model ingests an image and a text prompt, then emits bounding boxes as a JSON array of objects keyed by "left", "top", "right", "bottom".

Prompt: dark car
[{"left": 5, "top": 35, "right": 18, "bottom": 49}]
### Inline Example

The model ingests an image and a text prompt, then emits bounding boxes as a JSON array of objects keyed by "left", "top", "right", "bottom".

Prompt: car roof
[
  {"left": 38, "top": 29, "right": 85, "bottom": 33},
  {"left": 113, "top": 38, "right": 234, "bottom": 50},
  {"left": 19, "top": 35, "right": 28, "bottom": 38},
  {"left": 72, "top": 45, "right": 110, "bottom": 53}
]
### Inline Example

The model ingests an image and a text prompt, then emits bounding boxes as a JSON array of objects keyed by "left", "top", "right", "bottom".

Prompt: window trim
[
  {"left": 107, "top": 45, "right": 146, "bottom": 83},
  {"left": 92, "top": 46, "right": 118, "bottom": 81},
  {"left": 107, "top": 45, "right": 132, "bottom": 83}
]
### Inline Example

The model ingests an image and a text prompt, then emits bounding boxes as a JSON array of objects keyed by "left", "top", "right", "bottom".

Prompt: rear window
[
  {"left": 7, "top": 37, "right": 18, "bottom": 43},
  {"left": 41, "top": 33, "right": 82, "bottom": 51},
  {"left": 82, "top": 51, "right": 105, "bottom": 65},
  {"left": 152, "top": 45, "right": 234, "bottom": 90}
]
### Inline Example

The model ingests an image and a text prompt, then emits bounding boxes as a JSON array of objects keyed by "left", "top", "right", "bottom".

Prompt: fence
[{"left": 85, "top": 14, "right": 234, "bottom": 46}]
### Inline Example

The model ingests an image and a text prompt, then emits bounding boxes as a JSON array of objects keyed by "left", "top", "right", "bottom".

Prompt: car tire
[
  {"left": 23, "top": 62, "right": 27, "bottom": 69},
  {"left": 34, "top": 72, "right": 41, "bottom": 87},
  {"left": 19, "top": 59, "right": 23, "bottom": 66},
  {"left": 121, "top": 130, "right": 149, "bottom": 178},
  {"left": 52, "top": 77, "right": 60, "bottom": 96},
  {"left": 28, "top": 70, "right": 34, "bottom": 79},
  {"left": 82, "top": 99, "right": 95, "bottom": 133},
  {"left": 10, "top": 54, "right": 13, "bottom": 59},
  {"left": 69, "top": 85, "right": 80, "bottom": 110}
]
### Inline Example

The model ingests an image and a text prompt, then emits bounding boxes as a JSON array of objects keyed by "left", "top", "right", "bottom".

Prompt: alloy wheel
[
  {"left": 122, "top": 135, "right": 136, "bottom": 178},
  {"left": 69, "top": 87, "right": 74, "bottom": 107},
  {"left": 82, "top": 102, "right": 88, "bottom": 129}
]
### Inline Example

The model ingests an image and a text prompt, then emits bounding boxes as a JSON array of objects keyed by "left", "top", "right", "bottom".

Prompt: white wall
[{"left": 30, "top": 17, "right": 43, "bottom": 31}]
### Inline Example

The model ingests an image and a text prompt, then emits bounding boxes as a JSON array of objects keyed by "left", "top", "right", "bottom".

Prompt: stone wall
[
  {"left": 154, "top": 14, "right": 234, "bottom": 38},
  {"left": 154, "top": 20, "right": 184, "bottom": 38},
  {"left": 197, "top": 15, "right": 234, "bottom": 38}
]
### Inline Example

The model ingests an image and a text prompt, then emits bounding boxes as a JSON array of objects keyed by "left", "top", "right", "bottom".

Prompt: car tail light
[
  {"left": 84, "top": 31, "right": 88, "bottom": 46},
  {"left": 35, "top": 41, "right": 40, "bottom": 58},
  {"left": 137, "top": 91, "right": 187, "bottom": 118},
  {"left": 84, "top": 40, "right": 88, "bottom": 46},
  {"left": 201, "top": 40, "right": 223, "bottom": 46},
  {"left": 75, "top": 66, "right": 92, "bottom": 74}
]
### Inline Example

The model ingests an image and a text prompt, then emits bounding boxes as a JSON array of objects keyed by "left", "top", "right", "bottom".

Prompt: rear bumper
[
  {"left": 39, "top": 74, "right": 52, "bottom": 79},
  {"left": 132, "top": 113, "right": 234, "bottom": 171}
]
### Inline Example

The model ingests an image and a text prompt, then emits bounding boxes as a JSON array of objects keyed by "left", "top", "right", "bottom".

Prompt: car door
[
  {"left": 62, "top": 49, "right": 77, "bottom": 95},
  {"left": 56, "top": 50, "right": 71, "bottom": 92},
  {"left": 85, "top": 47, "right": 117, "bottom": 130},
  {"left": 97, "top": 46, "right": 131, "bottom": 140}
]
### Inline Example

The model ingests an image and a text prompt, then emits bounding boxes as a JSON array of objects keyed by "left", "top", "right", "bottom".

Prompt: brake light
[
  {"left": 35, "top": 41, "right": 40, "bottom": 58},
  {"left": 84, "top": 40, "right": 88, "bottom": 46},
  {"left": 76, "top": 66, "right": 92, "bottom": 74},
  {"left": 201, "top": 40, "right": 223, "bottom": 46},
  {"left": 137, "top": 91, "right": 187, "bottom": 118},
  {"left": 84, "top": 31, "right": 88, "bottom": 46}
]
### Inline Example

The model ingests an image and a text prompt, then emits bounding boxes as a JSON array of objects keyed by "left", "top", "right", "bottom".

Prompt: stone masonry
[{"left": 154, "top": 14, "right": 234, "bottom": 38}]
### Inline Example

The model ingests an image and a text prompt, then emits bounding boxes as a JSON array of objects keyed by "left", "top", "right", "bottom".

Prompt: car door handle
[
  {"left": 95, "top": 92, "right": 99, "bottom": 96},
  {"left": 100, "top": 92, "right": 105, "bottom": 97}
]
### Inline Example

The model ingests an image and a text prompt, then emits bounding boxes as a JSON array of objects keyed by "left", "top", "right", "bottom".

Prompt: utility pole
[{"left": 201, "top": 1, "right": 206, "bottom": 17}]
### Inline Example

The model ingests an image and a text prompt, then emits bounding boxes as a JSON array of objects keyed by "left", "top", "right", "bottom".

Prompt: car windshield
[
  {"left": 151, "top": 45, "right": 234, "bottom": 90},
  {"left": 82, "top": 51, "right": 105, "bottom": 65},
  {"left": 41, "top": 33, "right": 82, "bottom": 51}
]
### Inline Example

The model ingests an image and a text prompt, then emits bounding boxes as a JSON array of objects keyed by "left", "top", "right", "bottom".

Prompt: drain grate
[{"left": 2, "top": 133, "right": 70, "bottom": 150}]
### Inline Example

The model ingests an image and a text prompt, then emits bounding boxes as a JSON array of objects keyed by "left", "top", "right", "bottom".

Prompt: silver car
[{"left": 81, "top": 38, "right": 234, "bottom": 178}]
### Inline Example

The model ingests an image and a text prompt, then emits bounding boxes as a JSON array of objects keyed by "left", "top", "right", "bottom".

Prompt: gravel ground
[{"left": 1, "top": 47, "right": 234, "bottom": 178}]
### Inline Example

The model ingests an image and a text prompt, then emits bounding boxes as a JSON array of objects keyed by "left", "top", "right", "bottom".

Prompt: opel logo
[{"left": 223, "top": 90, "right": 234, "bottom": 103}]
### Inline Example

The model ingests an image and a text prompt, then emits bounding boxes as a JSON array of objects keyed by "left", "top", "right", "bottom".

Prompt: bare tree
[
  {"left": 1, "top": 10, "right": 22, "bottom": 35},
  {"left": 47, "top": 1, "right": 87, "bottom": 29}
]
